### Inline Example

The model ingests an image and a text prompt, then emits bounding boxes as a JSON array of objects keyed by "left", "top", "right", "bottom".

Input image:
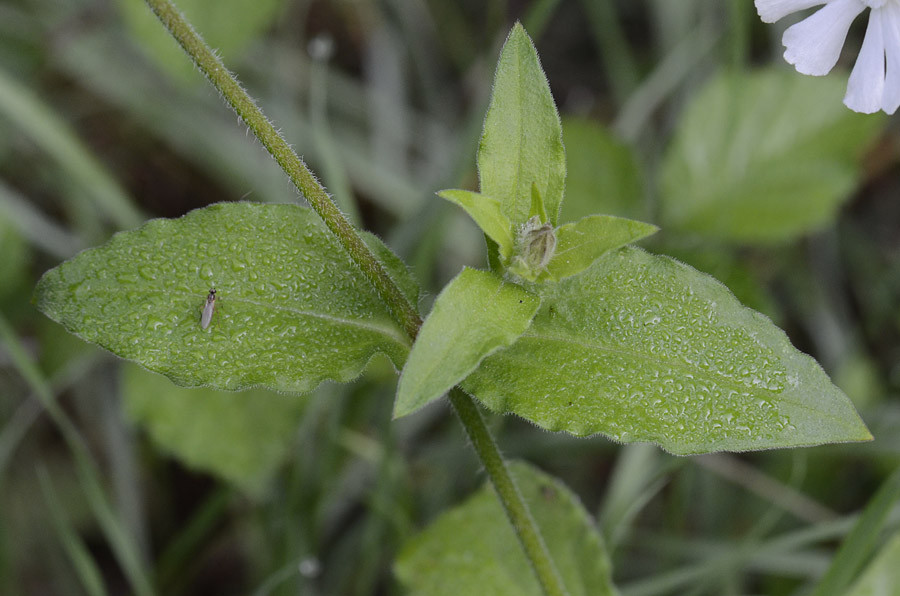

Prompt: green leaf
[
  {"left": 395, "top": 461, "right": 618, "bottom": 596},
  {"left": 478, "top": 23, "right": 566, "bottom": 227},
  {"left": 812, "top": 466, "right": 900, "bottom": 596},
  {"left": 846, "top": 530, "right": 900, "bottom": 596},
  {"left": 660, "top": 68, "right": 884, "bottom": 244},
  {"left": 464, "top": 247, "right": 872, "bottom": 455},
  {"left": 34, "top": 203, "right": 417, "bottom": 393},
  {"left": 394, "top": 268, "right": 540, "bottom": 418},
  {"left": 545, "top": 215, "right": 658, "bottom": 281},
  {"left": 122, "top": 364, "right": 304, "bottom": 495},
  {"left": 560, "top": 116, "right": 645, "bottom": 223},
  {"left": 116, "top": 0, "right": 287, "bottom": 84},
  {"left": 438, "top": 190, "right": 514, "bottom": 258}
]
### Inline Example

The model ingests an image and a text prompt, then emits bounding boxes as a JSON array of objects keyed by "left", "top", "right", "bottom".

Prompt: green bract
[
  {"left": 463, "top": 247, "right": 872, "bottom": 455},
  {"left": 440, "top": 25, "right": 657, "bottom": 284},
  {"left": 395, "top": 462, "right": 618, "bottom": 596},
  {"left": 543, "top": 215, "right": 657, "bottom": 281},
  {"left": 394, "top": 268, "right": 540, "bottom": 418},
  {"left": 34, "top": 203, "right": 418, "bottom": 393},
  {"left": 437, "top": 190, "right": 514, "bottom": 259}
]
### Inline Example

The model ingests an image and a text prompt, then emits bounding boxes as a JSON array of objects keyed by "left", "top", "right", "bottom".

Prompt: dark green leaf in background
[
  {"left": 478, "top": 23, "right": 566, "bottom": 227},
  {"left": 123, "top": 364, "right": 305, "bottom": 495},
  {"left": 395, "top": 461, "right": 618, "bottom": 596},
  {"left": 464, "top": 247, "right": 871, "bottom": 455},
  {"left": 660, "top": 68, "right": 883, "bottom": 244},
  {"left": 560, "top": 116, "right": 645, "bottom": 224},
  {"left": 35, "top": 203, "right": 418, "bottom": 393}
]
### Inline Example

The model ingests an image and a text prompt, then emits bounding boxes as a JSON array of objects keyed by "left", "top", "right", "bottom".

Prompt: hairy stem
[
  {"left": 143, "top": 0, "right": 421, "bottom": 341},
  {"left": 449, "top": 388, "right": 569, "bottom": 596},
  {"left": 143, "top": 2, "right": 568, "bottom": 594}
]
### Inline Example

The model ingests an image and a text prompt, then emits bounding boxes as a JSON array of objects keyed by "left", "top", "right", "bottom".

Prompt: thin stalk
[
  {"left": 728, "top": 0, "right": 749, "bottom": 72},
  {"left": 449, "top": 389, "right": 568, "bottom": 596},
  {"left": 143, "top": 0, "right": 421, "bottom": 341},
  {"left": 143, "top": 2, "right": 569, "bottom": 594}
]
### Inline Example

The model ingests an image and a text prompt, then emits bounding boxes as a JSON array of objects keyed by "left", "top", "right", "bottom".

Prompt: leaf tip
[{"left": 392, "top": 384, "right": 430, "bottom": 421}]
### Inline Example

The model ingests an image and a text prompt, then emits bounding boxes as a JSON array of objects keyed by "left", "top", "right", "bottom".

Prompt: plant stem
[
  {"left": 143, "top": 0, "right": 421, "bottom": 341},
  {"left": 143, "top": 2, "right": 568, "bottom": 594},
  {"left": 449, "top": 389, "right": 569, "bottom": 596}
]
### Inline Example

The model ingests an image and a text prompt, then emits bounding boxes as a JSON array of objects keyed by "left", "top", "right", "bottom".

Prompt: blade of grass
[
  {"left": 613, "top": 22, "right": 719, "bottom": 143},
  {"left": 155, "top": 486, "right": 233, "bottom": 589},
  {"left": 0, "top": 314, "right": 156, "bottom": 596},
  {"left": 0, "top": 67, "right": 143, "bottom": 229},
  {"left": 0, "top": 180, "right": 84, "bottom": 257},
  {"left": 309, "top": 37, "right": 361, "bottom": 226},
  {"left": 810, "top": 465, "right": 900, "bottom": 596},
  {"left": 578, "top": 0, "right": 639, "bottom": 106},
  {"left": 696, "top": 453, "right": 837, "bottom": 524},
  {"left": 38, "top": 468, "right": 110, "bottom": 596}
]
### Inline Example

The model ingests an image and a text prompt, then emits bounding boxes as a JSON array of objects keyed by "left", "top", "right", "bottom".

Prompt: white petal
[
  {"left": 783, "top": 0, "right": 867, "bottom": 75},
  {"left": 756, "top": 0, "right": 829, "bottom": 23},
  {"left": 880, "top": 2, "right": 900, "bottom": 113},
  {"left": 844, "top": 8, "right": 885, "bottom": 113}
]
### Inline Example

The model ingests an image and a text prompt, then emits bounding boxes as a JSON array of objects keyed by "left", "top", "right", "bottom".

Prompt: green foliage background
[{"left": 1, "top": 1, "right": 898, "bottom": 595}]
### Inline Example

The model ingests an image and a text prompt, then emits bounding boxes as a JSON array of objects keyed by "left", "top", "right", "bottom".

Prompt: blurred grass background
[{"left": 1, "top": 0, "right": 899, "bottom": 594}]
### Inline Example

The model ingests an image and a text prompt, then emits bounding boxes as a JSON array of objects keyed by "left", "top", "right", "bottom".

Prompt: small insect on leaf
[{"left": 201, "top": 288, "right": 217, "bottom": 331}]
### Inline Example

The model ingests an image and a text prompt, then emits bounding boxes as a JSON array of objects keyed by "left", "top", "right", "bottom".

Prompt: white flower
[{"left": 756, "top": 0, "right": 900, "bottom": 114}]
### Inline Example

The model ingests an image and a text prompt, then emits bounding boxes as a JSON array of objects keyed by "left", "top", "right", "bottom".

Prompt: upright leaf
[
  {"left": 395, "top": 461, "right": 618, "bottom": 596},
  {"left": 478, "top": 23, "right": 566, "bottom": 226},
  {"left": 395, "top": 268, "right": 540, "bottom": 418},
  {"left": 35, "top": 203, "right": 418, "bottom": 393},
  {"left": 464, "top": 247, "right": 871, "bottom": 455},
  {"left": 660, "top": 68, "right": 883, "bottom": 243}
]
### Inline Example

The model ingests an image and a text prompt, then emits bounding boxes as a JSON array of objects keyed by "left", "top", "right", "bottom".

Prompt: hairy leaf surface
[
  {"left": 395, "top": 268, "right": 539, "bottom": 418},
  {"left": 35, "top": 203, "right": 417, "bottom": 393},
  {"left": 545, "top": 215, "right": 658, "bottom": 281},
  {"left": 465, "top": 248, "right": 871, "bottom": 454},
  {"left": 478, "top": 23, "right": 566, "bottom": 226}
]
